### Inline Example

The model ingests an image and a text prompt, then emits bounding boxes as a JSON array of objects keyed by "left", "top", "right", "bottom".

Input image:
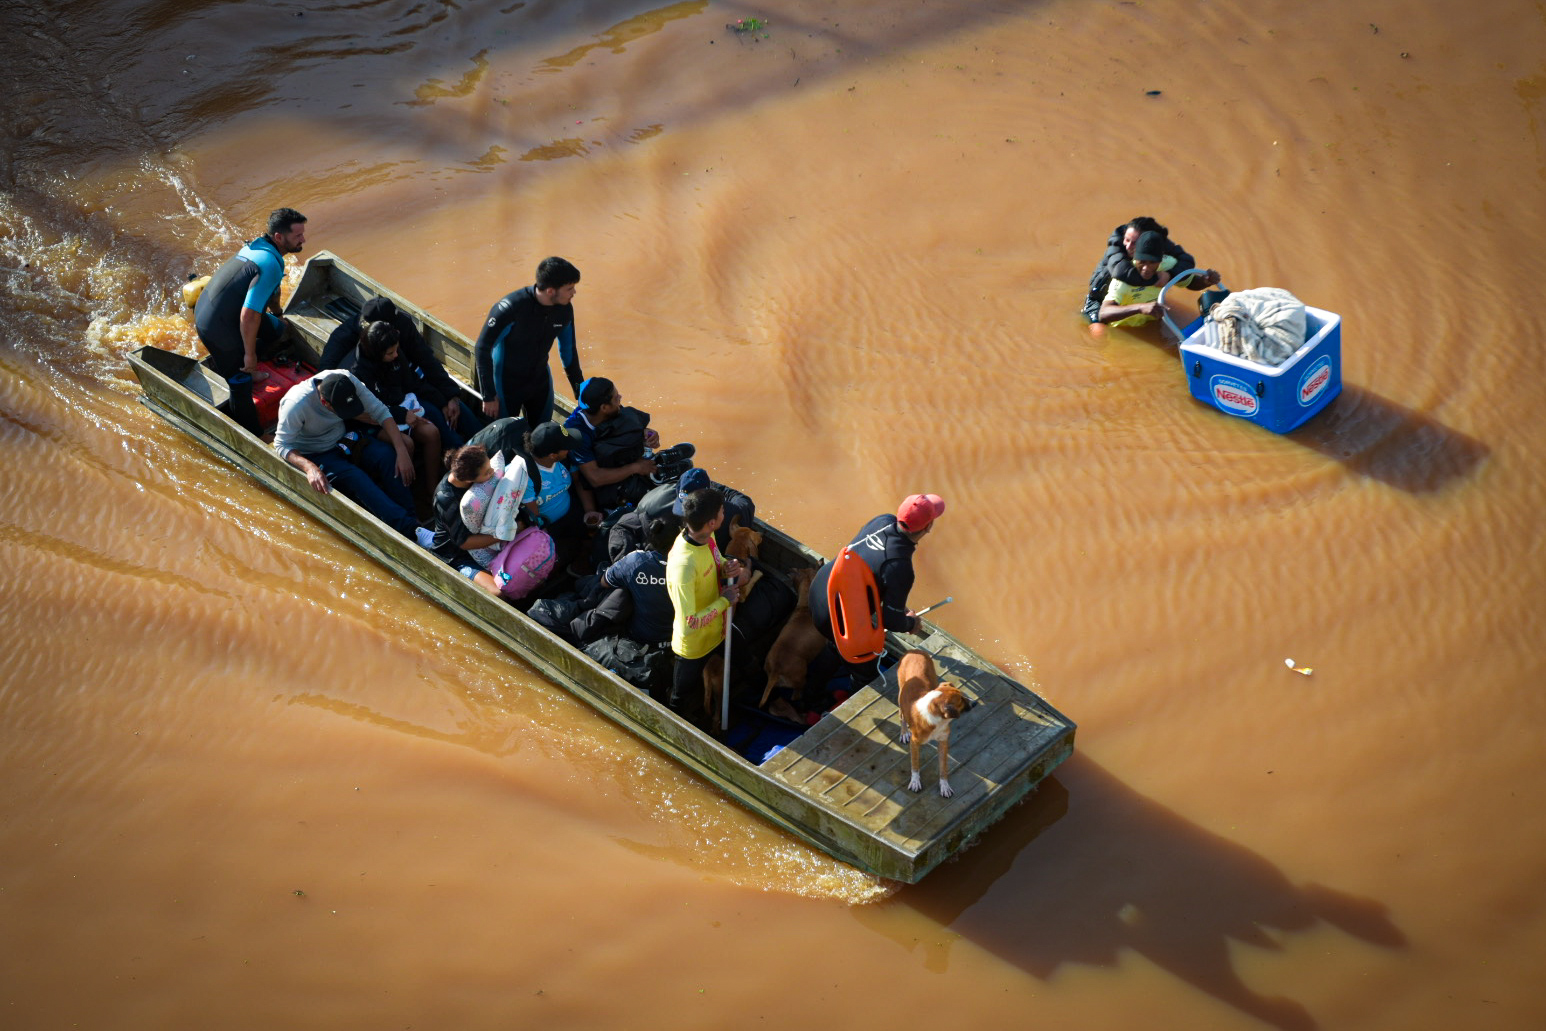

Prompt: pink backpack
[{"left": 488, "top": 526, "right": 556, "bottom": 600}]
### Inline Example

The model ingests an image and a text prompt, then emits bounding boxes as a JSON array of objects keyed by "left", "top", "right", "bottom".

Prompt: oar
[
  {"left": 914, "top": 596, "right": 952, "bottom": 618},
  {"left": 720, "top": 600, "right": 735, "bottom": 732},
  {"left": 887, "top": 597, "right": 953, "bottom": 639}
]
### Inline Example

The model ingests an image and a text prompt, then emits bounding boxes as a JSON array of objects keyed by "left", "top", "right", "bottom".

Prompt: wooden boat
[{"left": 127, "top": 251, "right": 1075, "bottom": 882}]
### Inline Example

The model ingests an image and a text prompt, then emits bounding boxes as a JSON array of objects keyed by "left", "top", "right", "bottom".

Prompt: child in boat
[
  {"left": 522, "top": 422, "right": 600, "bottom": 574},
  {"left": 429, "top": 444, "right": 510, "bottom": 595}
]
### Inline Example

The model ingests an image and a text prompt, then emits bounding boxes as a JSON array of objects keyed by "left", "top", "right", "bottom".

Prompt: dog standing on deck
[{"left": 897, "top": 649, "right": 974, "bottom": 798}]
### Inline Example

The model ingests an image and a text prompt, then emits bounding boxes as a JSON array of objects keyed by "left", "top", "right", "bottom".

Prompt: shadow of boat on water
[{"left": 858, "top": 754, "right": 1406, "bottom": 1031}]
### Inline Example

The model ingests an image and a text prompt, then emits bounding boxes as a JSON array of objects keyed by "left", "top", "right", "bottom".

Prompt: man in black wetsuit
[
  {"left": 192, "top": 208, "right": 307, "bottom": 433},
  {"left": 808, "top": 493, "right": 945, "bottom": 683},
  {"left": 473, "top": 256, "right": 585, "bottom": 428}
]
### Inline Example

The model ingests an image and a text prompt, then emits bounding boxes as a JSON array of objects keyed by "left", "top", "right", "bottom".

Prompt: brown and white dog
[{"left": 896, "top": 649, "right": 974, "bottom": 798}]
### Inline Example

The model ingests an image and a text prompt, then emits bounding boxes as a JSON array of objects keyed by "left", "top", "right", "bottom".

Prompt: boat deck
[{"left": 765, "top": 634, "right": 1069, "bottom": 860}]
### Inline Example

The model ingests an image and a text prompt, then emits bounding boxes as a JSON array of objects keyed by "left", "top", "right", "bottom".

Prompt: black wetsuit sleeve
[
  {"left": 473, "top": 293, "right": 518, "bottom": 397},
  {"left": 879, "top": 555, "right": 915, "bottom": 632},
  {"left": 1165, "top": 240, "right": 1200, "bottom": 286}
]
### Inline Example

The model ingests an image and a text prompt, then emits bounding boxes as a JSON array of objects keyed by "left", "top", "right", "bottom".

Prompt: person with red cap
[{"left": 807, "top": 493, "right": 945, "bottom": 684}]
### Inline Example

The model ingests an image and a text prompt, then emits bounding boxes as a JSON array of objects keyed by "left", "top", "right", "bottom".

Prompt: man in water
[
  {"left": 1082, "top": 216, "right": 1218, "bottom": 324},
  {"left": 473, "top": 256, "right": 586, "bottom": 428},
  {"left": 1098, "top": 230, "right": 1215, "bottom": 329},
  {"left": 808, "top": 493, "right": 945, "bottom": 684},
  {"left": 193, "top": 207, "right": 307, "bottom": 433}
]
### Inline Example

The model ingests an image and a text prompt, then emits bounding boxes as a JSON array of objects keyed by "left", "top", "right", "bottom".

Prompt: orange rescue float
[{"left": 826, "top": 546, "right": 885, "bottom": 664}]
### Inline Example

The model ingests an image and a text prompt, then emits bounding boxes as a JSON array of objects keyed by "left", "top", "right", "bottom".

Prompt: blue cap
[{"left": 672, "top": 467, "right": 710, "bottom": 516}]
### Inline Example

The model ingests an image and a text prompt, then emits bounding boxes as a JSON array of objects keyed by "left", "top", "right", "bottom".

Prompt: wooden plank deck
[{"left": 763, "top": 633, "right": 1070, "bottom": 859}]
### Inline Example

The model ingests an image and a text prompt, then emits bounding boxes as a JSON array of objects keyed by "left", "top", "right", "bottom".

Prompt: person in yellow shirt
[
  {"left": 665, "top": 488, "right": 748, "bottom": 721},
  {"left": 1099, "top": 230, "right": 1219, "bottom": 329}
]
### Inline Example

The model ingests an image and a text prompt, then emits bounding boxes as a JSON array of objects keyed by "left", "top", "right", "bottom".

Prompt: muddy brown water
[{"left": 3, "top": 0, "right": 1545, "bottom": 1028}]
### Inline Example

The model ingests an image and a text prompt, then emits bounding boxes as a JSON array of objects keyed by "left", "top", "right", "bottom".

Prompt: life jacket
[{"left": 826, "top": 545, "right": 885, "bottom": 664}]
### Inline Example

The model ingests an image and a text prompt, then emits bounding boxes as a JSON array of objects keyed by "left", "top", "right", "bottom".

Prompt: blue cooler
[{"left": 1178, "top": 306, "right": 1342, "bottom": 434}]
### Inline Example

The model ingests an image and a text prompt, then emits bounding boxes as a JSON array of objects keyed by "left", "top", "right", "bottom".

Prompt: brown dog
[
  {"left": 759, "top": 568, "right": 824, "bottom": 718},
  {"left": 896, "top": 649, "right": 974, "bottom": 798}
]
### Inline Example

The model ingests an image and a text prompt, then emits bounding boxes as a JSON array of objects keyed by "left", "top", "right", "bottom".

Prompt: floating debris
[
  {"left": 728, "top": 17, "right": 770, "bottom": 39},
  {"left": 1284, "top": 658, "right": 1313, "bottom": 676}
]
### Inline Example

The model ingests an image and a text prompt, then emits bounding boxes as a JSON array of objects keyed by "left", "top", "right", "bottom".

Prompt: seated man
[
  {"left": 1084, "top": 216, "right": 1218, "bottom": 324},
  {"left": 1098, "top": 231, "right": 1218, "bottom": 330},
  {"left": 604, "top": 467, "right": 755, "bottom": 568},
  {"left": 564, "top": 377, "right": 694, "bottom": 509},
  {"left": 272, "top": 370, "right": 417, "bottom": 538},
  {"left": 602, "top": 516, "right": 678, "bottom": 646},
  {"left": 192, "top": 207, "right": 306, "bottom": 434},
  {"left": 321, "top": 295, "right": 482, "bottom": 443}
]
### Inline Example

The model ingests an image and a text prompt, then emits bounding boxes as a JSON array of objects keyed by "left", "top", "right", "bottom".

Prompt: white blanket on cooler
[
  {"left": 460, "top": 451, "right": 530, "bottom": 567},
  {"left": 1206, "top": 287, "right": 1306, "bottom": 367}
]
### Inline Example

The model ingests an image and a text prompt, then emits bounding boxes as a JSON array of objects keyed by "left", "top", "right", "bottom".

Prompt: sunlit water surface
[{"left": 3, "top": 0, "right": 1544, "bottom": 1028}]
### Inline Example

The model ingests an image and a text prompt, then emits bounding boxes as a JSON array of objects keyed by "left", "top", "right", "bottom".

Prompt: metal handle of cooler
[{"left": 1155, "top": 266, "right": 1215, "bottom": 341}]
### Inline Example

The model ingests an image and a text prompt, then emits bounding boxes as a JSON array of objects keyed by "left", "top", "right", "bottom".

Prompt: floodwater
[{"left": 2, "top": 0, "right": 1544, "bottom": 1027}]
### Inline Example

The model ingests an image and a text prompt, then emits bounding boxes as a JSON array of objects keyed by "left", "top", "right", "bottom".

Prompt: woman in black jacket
[{"left": 348, "top": 320, "right": 444, "bottom": 488}]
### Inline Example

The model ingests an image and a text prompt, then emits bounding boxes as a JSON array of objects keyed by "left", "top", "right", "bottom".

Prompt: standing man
[
  {"left": 808, "top": 493, "right": 945, "bottom": 683},
  {"left": 474, "top": 256, "right": 586, "bottom": 428},
  {"left": 194, "top": 208, "right": 307, "bottom": 434},
  {"left": 271, "top": 369, "right": 418, "bottom": 539}
]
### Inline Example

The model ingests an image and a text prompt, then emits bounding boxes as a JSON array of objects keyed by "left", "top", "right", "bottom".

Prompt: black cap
[
  {"left": 361, "top": 296, "right": 397, "bottom": 323},
  {"left": 319, "top": 374, "right": 365, "bottom": 419},
  {"left": 529, "top": 422, "right": 571, "bottom": 457},
  {"left": 1133, "top": 231, "right": 1165, "bottom": 263}
]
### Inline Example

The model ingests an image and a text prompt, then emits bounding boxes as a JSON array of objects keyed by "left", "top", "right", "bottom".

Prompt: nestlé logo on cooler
[
  {"left": 1298, "top": 356, "right": 1333, "bottom": 406},
  {"left": 1209, "top": 375, "right": 1259, "bottom": 417}
]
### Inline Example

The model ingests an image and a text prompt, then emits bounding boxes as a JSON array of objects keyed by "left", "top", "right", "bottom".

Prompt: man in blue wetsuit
[
  {"left": 473, "top": 256, "right": 586, "bottom": 429},
  {"left": 193, "top": 208, "right": 307, "bottom": 434}
]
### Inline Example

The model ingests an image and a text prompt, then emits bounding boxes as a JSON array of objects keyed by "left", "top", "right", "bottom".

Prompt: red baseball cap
[{"left": 896, "top": 493, "right": 945, "bottom": 532}]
